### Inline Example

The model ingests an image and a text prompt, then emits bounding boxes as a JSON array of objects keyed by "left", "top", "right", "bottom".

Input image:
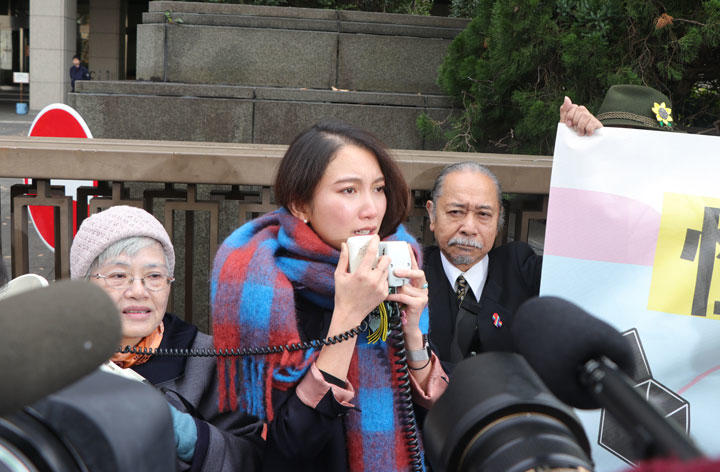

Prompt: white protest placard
[
  {"left": 13, "top": 72, "right": 29, "bottom": 84},
  {"left": 541, "top": 124, "right": 720, "bottom": 470}
]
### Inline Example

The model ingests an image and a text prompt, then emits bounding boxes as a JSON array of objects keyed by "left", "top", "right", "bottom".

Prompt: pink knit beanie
[{"left": 70, "top": 206, "right": 175, "bottom": 280}]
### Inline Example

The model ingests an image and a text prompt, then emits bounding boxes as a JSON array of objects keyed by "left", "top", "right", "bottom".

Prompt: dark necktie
[
  {"left": 456, "top": 275, "right": 469, "bottom": 304},
  {"left": 451, "top": 274, "right": 476, "bottom": 362}
]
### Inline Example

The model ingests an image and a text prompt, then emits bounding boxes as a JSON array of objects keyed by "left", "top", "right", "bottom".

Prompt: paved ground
[
  {"left": 0, "top": 102, "right": 56, "bottom": 281},
  {"left": 0, "top": 101, "right": 37, "bottom": 136}
]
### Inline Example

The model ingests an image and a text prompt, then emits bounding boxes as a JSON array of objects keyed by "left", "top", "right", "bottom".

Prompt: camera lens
[
  {"left": 0, "top": 411, "right": 81, "bottom": 472},
  {"left": 0, "top": 436, "right": 38, "bottom": 472},
  {"left": 459, "top": 412, "right": 592, "bottom": 472},
  {"left": 424, "top": 352, "right": 593, "bottom": 472}
]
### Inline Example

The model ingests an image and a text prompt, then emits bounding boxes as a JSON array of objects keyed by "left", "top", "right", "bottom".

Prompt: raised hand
[{"left": 559, "top": 96, "right": 603, "bottom": 136}]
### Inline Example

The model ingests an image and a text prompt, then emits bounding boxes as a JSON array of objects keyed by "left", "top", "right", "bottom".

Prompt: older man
[
  {"left": 424, "top": 163, "right": 542, "bottom": 364},
  {"left": 422, "top": 99, "right": 609, "bottom": 365}
]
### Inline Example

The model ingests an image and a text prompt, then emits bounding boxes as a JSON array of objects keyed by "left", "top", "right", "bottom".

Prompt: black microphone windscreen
[
  {"left": 512, "top": 296, "right": 634, "bottom": 409},
  {"left": 0, "top": 280, "right": 121, "bottom": 414}
]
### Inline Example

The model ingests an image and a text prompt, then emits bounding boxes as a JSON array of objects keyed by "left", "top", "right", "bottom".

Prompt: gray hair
[
  {"left": 84, "top": 236, "right": 171, "bottom": 280},
  {"left": 431, "top": 161, "right": 505, "bottom": 230}
]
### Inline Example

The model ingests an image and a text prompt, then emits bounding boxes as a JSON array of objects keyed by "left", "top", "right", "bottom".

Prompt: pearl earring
[{"left": 303, "top": 219, "right": 308, "bottom": 224}]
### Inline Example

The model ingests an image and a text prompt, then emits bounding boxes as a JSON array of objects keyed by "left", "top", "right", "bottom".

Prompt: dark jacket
[
  {"left": 263, "top": 292, "right": 443, "bottom": 472},
  {"left": 69, "top": 64, "right": 90, "bottom": 91},
  {"left": 133, "top": 313, "right": 263, "bottom": 472},
  {"left": 263, "top": 294, "right": 357, "bottom": 472},
  {"left": 424, "top": 242, "right": 542, "bottom": 367}
]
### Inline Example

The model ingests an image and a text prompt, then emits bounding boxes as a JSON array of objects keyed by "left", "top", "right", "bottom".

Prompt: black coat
[
  {"left": 424, "top": 242, "right": 542, "bottom": 367},
  {"left": 69, "top": 65, "right": 90, "bottom": 91},
  {"left": 262, "top": 294, "right": 353, "bottom": 472},
  {"left": 263, "top": 291, "right": 433, "bottom": 472}
]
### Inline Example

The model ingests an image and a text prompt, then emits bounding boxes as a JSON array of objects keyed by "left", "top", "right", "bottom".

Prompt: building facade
[{"left": 1, "top": 0, "right": 145, "bottom": 110}]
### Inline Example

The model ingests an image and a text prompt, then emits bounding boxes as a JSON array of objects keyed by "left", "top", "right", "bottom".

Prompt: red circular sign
[{"left": 27, "top": 104, "right": 95, "bottom": 250}]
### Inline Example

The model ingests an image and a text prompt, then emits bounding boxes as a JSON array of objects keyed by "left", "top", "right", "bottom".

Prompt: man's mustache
[{"left": 448, "top": 237, "right": 483, "bottom": 250}]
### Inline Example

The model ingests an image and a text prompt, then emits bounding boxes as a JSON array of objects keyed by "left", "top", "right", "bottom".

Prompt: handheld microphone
[
  {"left": 0, "top": 280, "right": 121, "bottom": 415},
  {"left": 512, "top": 296, "right": 702, "bottom": 461}
]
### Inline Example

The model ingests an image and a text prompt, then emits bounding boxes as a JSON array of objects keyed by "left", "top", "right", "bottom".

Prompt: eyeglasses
[{"left": 93, "top": 271, "right": 174, "bottom": 292}]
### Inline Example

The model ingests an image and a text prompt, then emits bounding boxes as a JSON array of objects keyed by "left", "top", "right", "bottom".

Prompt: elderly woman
[
  {"left": 70, "top": 205, "right": 262, "bottom": 471},
  {"left": 212, "top": 121, "right": 448, "bottom": 471}
]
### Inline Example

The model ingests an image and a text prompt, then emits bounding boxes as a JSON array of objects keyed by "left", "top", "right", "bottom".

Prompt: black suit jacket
[{"left": 424, "top": 241, "right": 542, "bottom": 366}]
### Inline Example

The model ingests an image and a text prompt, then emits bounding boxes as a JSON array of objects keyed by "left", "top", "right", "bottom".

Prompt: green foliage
[
  {"left": 405, "top": 0, "right": 434, "bottom": 16},
  {"left": 431, "top": 0, "right": 720, "bottom": 153},
  {"left": 164, "top": 10, "right": 185, "bottom": 23},
  {"left": 178, "top": 0, "right": 432, "bottom": 14},
  {"left": 450, "top": 0, "right": 490, "bottom": 19}
]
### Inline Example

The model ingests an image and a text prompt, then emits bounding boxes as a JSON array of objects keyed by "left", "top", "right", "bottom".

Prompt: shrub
[{"left": 427, "top": 0, "right": 720, "bottom": 154}]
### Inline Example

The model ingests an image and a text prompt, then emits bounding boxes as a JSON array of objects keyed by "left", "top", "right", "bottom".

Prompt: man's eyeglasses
[{"left": 93, "top": 271, "right": 174, "bottom": 292}]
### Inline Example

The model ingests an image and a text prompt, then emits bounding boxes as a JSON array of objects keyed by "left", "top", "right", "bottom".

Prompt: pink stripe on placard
[{"left": 544, "top": 187, "right": 660, "bottom": 266}]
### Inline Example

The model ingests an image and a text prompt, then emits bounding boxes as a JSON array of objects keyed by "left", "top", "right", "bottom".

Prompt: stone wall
[
  {"left": 71, "top": 1, "right": 467, "bottom": 149},
  {"left": 71, "top": 80, "right": 452, "bottom": 149},
  {"left": 137, "top": 1, "right": 468, "bottom": 94}
]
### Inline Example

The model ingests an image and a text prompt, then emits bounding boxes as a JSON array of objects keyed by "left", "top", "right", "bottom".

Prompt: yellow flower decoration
[{"left": 652, "top": 102, "right": 673, "bottom": 127}]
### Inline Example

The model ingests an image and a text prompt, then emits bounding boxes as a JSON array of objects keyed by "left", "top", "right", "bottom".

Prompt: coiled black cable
[
  {"left": 386, "top": 302, "right": 424, "bottom": 472},
  {"left": 118, "top": 320, "right": 369, "bottom": 357},
  {"left": 118, "top": 307, "right": 425, "bottom": 471}
]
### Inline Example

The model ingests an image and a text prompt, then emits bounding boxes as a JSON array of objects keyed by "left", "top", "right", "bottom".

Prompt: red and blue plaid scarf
[{"left": 211, "top": 208, "right": 428, "bottom": 471}]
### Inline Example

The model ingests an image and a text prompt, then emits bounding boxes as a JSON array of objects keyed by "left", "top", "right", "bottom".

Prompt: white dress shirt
[{"left": 439, "top": 251, "right": 489, "bottom": 303}]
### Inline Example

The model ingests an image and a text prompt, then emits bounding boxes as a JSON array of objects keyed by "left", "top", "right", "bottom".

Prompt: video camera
[
  {"left": 0, "top": 371, "right": 175, "bottom": 472},
  {"left": 0, "top": 281, "right": 176, "bottom": 471},
  {"left": 423, "top": 297, "right": 703, "bottom": 472}
]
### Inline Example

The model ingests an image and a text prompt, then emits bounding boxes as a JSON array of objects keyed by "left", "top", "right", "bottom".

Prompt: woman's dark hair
[{"left": 275, "top": 120, "right": 409, "bottom": 238}]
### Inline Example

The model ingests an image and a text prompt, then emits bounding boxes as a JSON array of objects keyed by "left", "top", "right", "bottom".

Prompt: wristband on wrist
[{"left": 406, "top": 336, "right": 430, "bottom": 362}]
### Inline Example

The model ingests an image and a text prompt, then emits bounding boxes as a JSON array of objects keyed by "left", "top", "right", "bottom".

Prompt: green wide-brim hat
[{"left": 596, "top": 85, "right": 674, "bottom": 131}]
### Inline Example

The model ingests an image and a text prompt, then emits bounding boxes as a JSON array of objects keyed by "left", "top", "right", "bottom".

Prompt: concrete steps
[{"left": 70, "top": 1, "right": 467, "bottom": 149}]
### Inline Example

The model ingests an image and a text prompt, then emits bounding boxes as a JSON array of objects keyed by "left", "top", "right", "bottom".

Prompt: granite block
[
  {"left": 164, "top": 25, "right": 337, "bottom": 88},
  {"left": 72, "top": 93, "right": 254, "bottom": 142},
  {"left": 148, "top": 1, "right": 338, "bottom": 20},
  {"left": 136, "top": 24, "right": 166, "bottom": 81},
  {"left": 253, "top": 100, "right": 430, "bottom": 149},
  {"left": 76, "top": 80, "right": 256, "bottom": 99},
  {"left": 254, "top": 86, "right": 427, "bottom": 107},
  {"left": 337, "top": 33, "right": 450, "bottom": 93},
  {"left": 338, "top": 9, "right": 469, "bottom": 28},
  {"left": 339, "top": 21, "right": 463, "bottom": 39},
  {"left": 142, "top": 11, "right": 338, "bottom": 32}
]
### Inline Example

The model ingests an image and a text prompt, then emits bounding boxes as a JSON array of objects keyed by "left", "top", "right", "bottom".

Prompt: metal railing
[{"left": 0, "top": 136, "right": 551, "bottom": 332}]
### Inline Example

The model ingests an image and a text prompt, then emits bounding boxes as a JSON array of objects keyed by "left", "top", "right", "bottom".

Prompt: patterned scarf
[
  {"left": 111, "top": 322, "right": 164, "bottom": 368},
  {"left": 211, "top": 208, "right": 428, "bottom": 471}
]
